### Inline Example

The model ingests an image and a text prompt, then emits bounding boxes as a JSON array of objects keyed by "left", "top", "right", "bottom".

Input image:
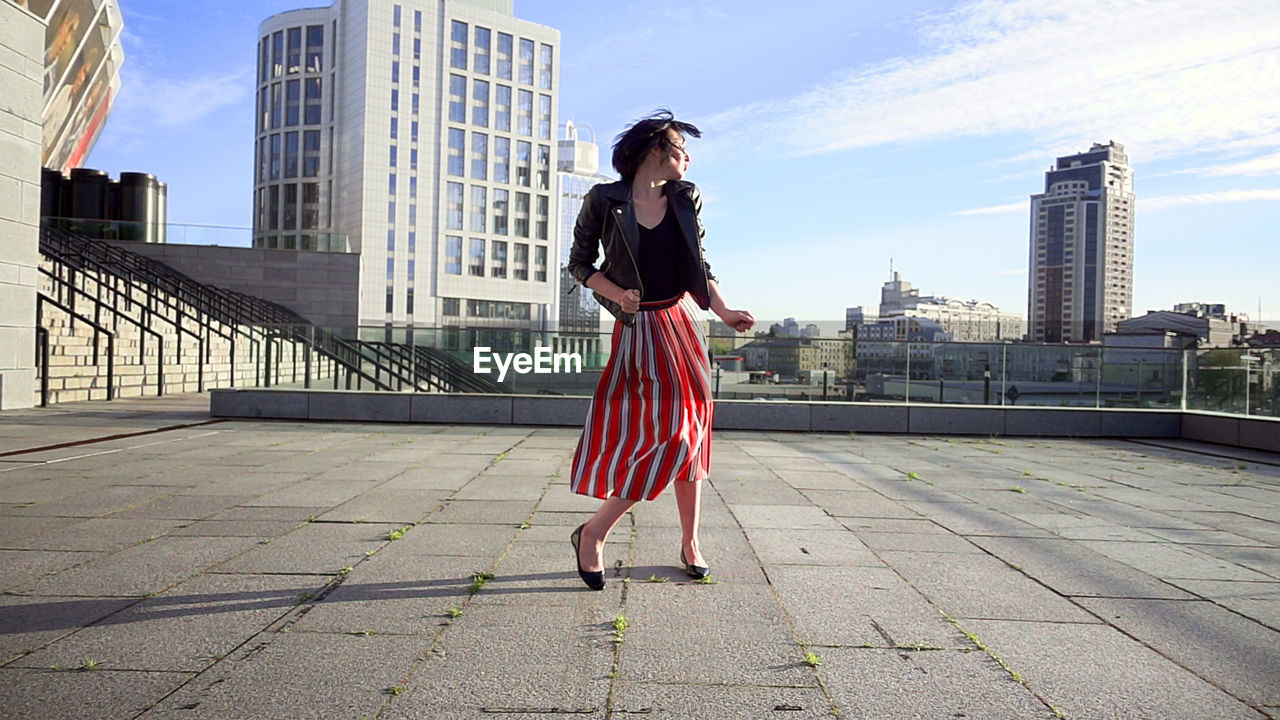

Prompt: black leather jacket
[{"left": 566, "top": 179, "right": 716, "bottom": 326}]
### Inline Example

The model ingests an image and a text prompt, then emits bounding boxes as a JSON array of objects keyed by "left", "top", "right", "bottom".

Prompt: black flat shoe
[
  {"left": 571, "top": 524, "right": 605, "bottom": 591},
  {"left": 681, "top": 549, "right": 710, "bottom": 579}
]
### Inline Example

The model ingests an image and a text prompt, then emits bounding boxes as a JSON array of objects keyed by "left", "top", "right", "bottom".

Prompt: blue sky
[{"left": 87, "top": 0, "right": 1280, "bottom": 323}]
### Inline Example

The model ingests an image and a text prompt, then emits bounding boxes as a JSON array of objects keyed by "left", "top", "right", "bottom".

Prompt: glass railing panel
[
  {"left": 1186, "top": 348, "right": 1279, "bottom": 417},
  {"left": 43, "top": 217, "right": 351, "bottom": 253}
]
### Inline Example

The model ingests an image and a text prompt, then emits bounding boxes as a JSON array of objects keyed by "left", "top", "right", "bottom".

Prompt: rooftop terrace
[{"left": 0, "top": 393, "right": 1277, "bottom": 719}]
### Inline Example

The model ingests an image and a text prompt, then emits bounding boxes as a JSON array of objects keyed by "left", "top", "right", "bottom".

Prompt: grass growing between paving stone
[
  {"left": 387, "top": 524, "right": 413, "bottom": 541},
  {"left": 943, "top": 613, "right": 1063, "bottom": 718},
  {"left": 468, "top": 571, "right": 495, "bottom": 595},
  {"left": 612, "top": 615, "right": 629, "bottom": 645}
]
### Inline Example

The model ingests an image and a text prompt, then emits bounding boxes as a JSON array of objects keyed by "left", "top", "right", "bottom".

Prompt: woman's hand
[
  {"left": 717, "top": 308, "right": 755, "bottom": 333},
  {"left": 618, "top": 288, "right": 641, "bottom": 314}
]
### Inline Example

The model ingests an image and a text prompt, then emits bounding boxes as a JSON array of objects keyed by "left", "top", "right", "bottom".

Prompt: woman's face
[{"left": 659, "top": 129, "right": 689, "bottom": 180}]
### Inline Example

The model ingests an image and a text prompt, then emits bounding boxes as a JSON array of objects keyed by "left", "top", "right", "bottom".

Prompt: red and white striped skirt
[{"left": 570, "top": 294, "right": 713, "bottom": 501}]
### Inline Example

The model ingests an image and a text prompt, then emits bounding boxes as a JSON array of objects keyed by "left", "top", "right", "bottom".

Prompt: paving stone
[
  {"left": 969, "top": 537, "right": 1195, "bottom": 599},
  {"left": 427, "top": 498, "right": 540, "bottom": 525},
  {"left": 239, "top": 478, "right": 381, "bottom": 508},
  {"left": 385, "top": 522, "right": 520, "bottom": 557},
  {"left": 727, "top": 504, "right": 845, "bottom": 530},
  {"left": 856, "top": 530, "right": 985, "bottom": 553},
  {"left": 800, "top": 489, "right": 922, "bottom": 518},
  {"left": 624, "top": 525, "right": 769, "bottom": 586},
  {"left": 450, "top": 475, "right": 548, "bottom": 501},
  {"left": 0, "top": 667, "right": 192, "bottom": 720},
  {"left": 620, "top": 582, "right": 816, "bottom": 687},
  {"left": 12, "top": 574, "right": 326, "bottom": 673},
  {"left": 879, "top": 550, "right": 1098, "bottom": 622},
  {"left": 0, "top": 515, "right": 84, "bottom": 546},
  {"left": 0, "top": 595, "right": 138, "bottom": 665},
  {"left": 767, "top": 565, "right": 971, "bottom": 650},
  {"left": 141, "top": 631, "right": 422, "bottom": 719},
  {"left": 316, "top": 488, "right": 450, "bottom": 523},
  {"left": 746, "top": 527, "right": 883, "bottom": 567},
  {"left": 1079, "top": 539, "right": 1274, "bottom": 582},
  {"left": 9, "top": 484, "right": 171, "bottom": 518},
  {"left": 379, "top": 602, "right": 614, "bottom": 719},
  {"left": 291, "top": 553, "right": 491, "bottom": 634},
  {"left": 1075, "top": 597, "right": 1280, "bottom": 707},
  {"left": 819, "top": 647, "right": 1057, "bottom": 719},
  {"left": 17, "top": 536, "right": 263, "bottom": 597},
  {"left": 611, "top": 680, "right": 836, "bottom": 718},
  {"left": 214, "top": 521, "right": 399, "bottom": 575},
  {"left": 1166, "top": 578, "right": 1280, "bottom": 631},
  {"left": 106, "top": 493, "right": 257, "bottom": 521},
  {"left": 7, "top": 517, "right": 187, "bottom": 552},
  {"left": 962, "top": 619, "right": 1266, "bottom": 719},
  {"left": 0, "top": 549, "right": 102, "bottom": 593}
]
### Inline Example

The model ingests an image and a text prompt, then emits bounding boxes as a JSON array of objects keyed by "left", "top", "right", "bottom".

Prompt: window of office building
[
  {"left": 284, "top": 132, "right": 298, "bottom": 177},
  {"left": 450, "top": 20, "right": 467, "bottom": 69},
  {"left": 517, "top": 89, "right": 532, "bottom": 135},
  {"left": 474, "top": 27, "right": 490, "bottom": 75},
  {"left": 468, "top": 238, "right": 485, "bottom": 276},
  {"left": 305, "top": 78, "right": 322, "bottom": 124},
  {"left": 537, "top": 94, "right": 551, "bottom": 139},
  {"left": 518, "top": 38, "right": 534, "bottom": 84},
  {"left": 272, "top": 31, "right": 284, "bottom": 77},
  {"left": 470, "top": 185, "right": 486, "bottom": 232},
  {"left": 303, "top": 130, "right": 320, "bottom": 176},
  {"left": 513, "top": 243, "right": 528, "bottom": 280},
  {"left": 534, "top": 246, "right": 547, "bottom": 282},
  {"left": 445, "top": 236, "right": 462, "bottom": 275},
  {"left": 515, "top": 141, "right": 531, "bottom": 187},
  {"left": 259, "top": 37, "right": 269, "bottom": 82},
  {"left": 491, "top": 240, "right": 508, "bottom": 279},
  {"left": 514, "top": 192, "right": 530, "bottom": 238},
  {"left": 391, "top": 88, "right": 399, "bottom": 112},
  {"left": 302, "top": 182, "right": 319, "bottom": 229},
  {"left": 495, "top": 85, "right": 511, "bottom": 132},
  {"left": 267, "top": 186, "right": 279, "bottom": 229},
  {"left": 287, "top": 27, "right": 301, "bottom": 74},
  {"left": 472, "top": 79, "right": 489, "bottom": 127},
  {"left": 496, "top": 32, "right": 513, "bottom": 80},
  {"left": 536, "top": 144, "right": 549, "bottom": 190},
  {"left": 471, "top": 132, "right": 488, "bottom": 180},
  {"left": 447, "top": 129, "right": 464, "bottom": 176},
  {"left": 259, "top": 87, "right": 269, "bottom": 131},
  {"left": 269, "top": 134, "right": 281, "bottom": 180},
  {"left": 442, "top": 297, "right": 460, "bottom": 316},
  {"left": 493, "top": 137, "right": 510, "bottom": 183},
  {"left": 306, "top": 25, "right": 323, "bottom": 72},
  {"left": 285, "top": 80, "right": 300, "bottom": 125},
  {"left": 539, "top": 43, "right": 553, "bottom": 89},
  {"left": 446, "top": 182, "right": 463, "bottom": 230},
  {"left": 283, "top": 184, "right": 298, "bottom": 229},
  {"left": 449, "top": 74, "right": 466, "bottom": 122},
  {"left": 493, "top": 189, "right": 509, "bottom": 235},
  {"left": 535, "top": 194, "right": 548, "bottom": 239}
]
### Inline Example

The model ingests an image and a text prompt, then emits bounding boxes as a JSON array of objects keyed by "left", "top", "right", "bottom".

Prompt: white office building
[
  {"left": 873, "top": 272, "right": 1023, "bottom": 342},
  {"left": 254, "top": 0, "right": 560, "bottom": 328},
  {"left": 551, "top": 120, "right": 612, "bottom": 357}
]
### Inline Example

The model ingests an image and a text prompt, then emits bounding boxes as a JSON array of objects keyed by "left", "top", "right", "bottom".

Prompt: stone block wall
[{"left": 0, "top": 4, "right": 43, "bottom": 410}]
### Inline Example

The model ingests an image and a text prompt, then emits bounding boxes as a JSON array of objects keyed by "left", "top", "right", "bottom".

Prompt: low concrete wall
[
  {"left": 211, "top": 389, "right": 1231, "bottom": 444},
  {"left": 99, "top": 241, "right": 360, "bottom": 329}
]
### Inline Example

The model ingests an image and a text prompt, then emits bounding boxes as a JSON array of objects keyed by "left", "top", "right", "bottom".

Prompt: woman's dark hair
[{"left": 611, "top": 108, "right": 701, "bottom": 181}]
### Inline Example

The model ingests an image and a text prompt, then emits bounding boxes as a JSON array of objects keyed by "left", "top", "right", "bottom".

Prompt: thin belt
[{"left": 638, "top": 294, "right": 684, "bottom": 312}]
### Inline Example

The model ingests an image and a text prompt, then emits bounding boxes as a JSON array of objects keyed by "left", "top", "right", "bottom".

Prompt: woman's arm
[{"left": 708, "top": 279, "right": 754, "bottom": 333}]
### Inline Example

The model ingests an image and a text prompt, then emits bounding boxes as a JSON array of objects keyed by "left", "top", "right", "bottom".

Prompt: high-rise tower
[
  {"left": 253, "top": 0, "right": 559, "bottom": 328},
  {"left": 1027, "top": 141, "right": 1134, "bottom": 343}
]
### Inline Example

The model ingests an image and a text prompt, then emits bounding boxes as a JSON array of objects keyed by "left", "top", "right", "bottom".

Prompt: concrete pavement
[{"left": 0, "top": 394, "right": 1277, "bottom": 719}]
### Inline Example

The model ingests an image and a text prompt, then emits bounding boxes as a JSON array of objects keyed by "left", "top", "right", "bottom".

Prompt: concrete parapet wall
[{"left": 206, "top": 390, "right": 1278, "bottom": 449}]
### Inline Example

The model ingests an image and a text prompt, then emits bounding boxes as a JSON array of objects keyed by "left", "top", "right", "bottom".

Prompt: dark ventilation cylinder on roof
[
  {"left": 68, "top": 168, "right": 110, "bottom": 219},
  {"left": 118, "top": 172, "right": 160, "bottom": 242}
]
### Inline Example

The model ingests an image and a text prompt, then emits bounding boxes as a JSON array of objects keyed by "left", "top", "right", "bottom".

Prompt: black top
[{"left": 636, "top": 206, "right": 690, "bottom": 302}]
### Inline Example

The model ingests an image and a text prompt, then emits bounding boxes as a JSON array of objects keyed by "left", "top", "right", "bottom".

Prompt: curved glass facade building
[{"left": 254, "top": 0, "right": 560, "bottom": 328}]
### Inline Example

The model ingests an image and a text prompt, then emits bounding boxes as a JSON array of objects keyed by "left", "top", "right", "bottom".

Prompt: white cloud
[
  {"left": 952, "top": 201, "right": 1025, "bottom": 216},
  {"left": 1181, "top": 151, "right": 1280, "bottom": 178},
  {"left": 112, "top": 66, "right": 252, "bottom": 131},
  {"left": 700, "top": 0, "right": 1280, "bottom": 165},
  {"left": 996, "top": 268, "right": 1026, "bottom": 276},
  {"left": 1141, "top": 189, "right": 1280, "bottom": 211}
]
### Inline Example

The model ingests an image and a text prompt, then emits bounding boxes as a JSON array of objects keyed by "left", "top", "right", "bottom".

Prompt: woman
[{"left": 566, "top": 109, "right": 754, "bottom": 591}]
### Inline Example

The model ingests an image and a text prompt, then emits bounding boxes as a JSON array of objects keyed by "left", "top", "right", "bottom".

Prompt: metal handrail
[{"left": 36, "top": 294, "right": 128, "bottom": 402}]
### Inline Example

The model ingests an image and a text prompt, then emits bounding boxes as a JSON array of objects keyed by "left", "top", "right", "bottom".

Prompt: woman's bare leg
[
  {"left": 674, "top": 479, "right": 705, "bottom": 566},
  {"left": 578, "top": 496, "right": 637, "bottom": 573}
]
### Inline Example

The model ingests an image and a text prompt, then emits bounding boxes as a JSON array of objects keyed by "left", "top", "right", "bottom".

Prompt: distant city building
[
  {"left": 768, "top": 317, "right": 802, "bottom": 337},
  {"left": 32, "top": 0, "right": 125, "bottom": 173},
  {"left": 1113, "top": 303, "right": 1247, "bottom": 348},
  {"left": 869, "top": 272, "right": 1023, "bottom": 342},
  {"left": 252, "top": 0, "right": 560, "bottom": 327},
  {"left": 1172, "top": 302, "right": 1229, "bottom": 320},
  {"left": 737, "top": 336, "right": 852, "bottom": 380},
  {"left": 554, "top": 119, "right": 611, "bottom": 343},
  {"left": 1027, "top": 141, "right": 1135, "bottom": 343},
  {"left": 845, "top": 306, "right": 876, "bottom": 333}
]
